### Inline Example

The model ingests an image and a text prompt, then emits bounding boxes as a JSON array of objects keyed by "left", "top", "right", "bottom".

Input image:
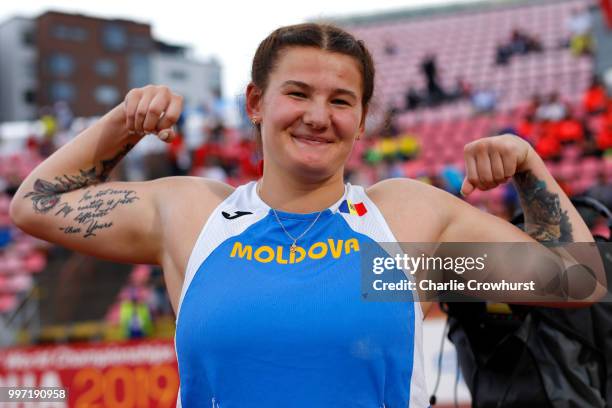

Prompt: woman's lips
[{"left": 291, "top": 133, "right": 333, "bottom": 144}]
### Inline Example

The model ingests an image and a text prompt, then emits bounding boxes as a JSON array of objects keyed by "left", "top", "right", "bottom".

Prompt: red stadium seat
[{"left": 0, "top": 295, "right": 17, "bottom": 314}]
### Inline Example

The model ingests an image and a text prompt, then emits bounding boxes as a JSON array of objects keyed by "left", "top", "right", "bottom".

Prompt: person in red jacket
[{"left": 583, "top": 76, "right": 608, "bottom": 115}]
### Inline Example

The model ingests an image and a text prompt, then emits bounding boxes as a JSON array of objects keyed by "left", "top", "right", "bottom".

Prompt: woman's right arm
[{"left": 9, "top": 85, "right": 183, "bottom": 265}]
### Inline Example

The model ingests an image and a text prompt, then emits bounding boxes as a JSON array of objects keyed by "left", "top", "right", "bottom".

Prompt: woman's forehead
[{"left": 270, "top": 47, "right": 363, "bottom": 93}]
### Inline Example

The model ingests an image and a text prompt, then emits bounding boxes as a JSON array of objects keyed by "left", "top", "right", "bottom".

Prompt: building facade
[
  {"left": 0, "top": 17, "right": 37, "bottom": 122},
  {"left": 0, "top": 11, "right": 221, "bottom": 122},
  {"left": 35, "top": 11, "right": 153, "bottom": 118},
  {"left": 150, "top": 43, "right": 222, "bottom": 110}
]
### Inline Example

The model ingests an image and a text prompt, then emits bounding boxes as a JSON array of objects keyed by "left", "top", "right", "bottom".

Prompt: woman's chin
[{"left": 288, "top": 158, "right": 336, "bottom": 179}]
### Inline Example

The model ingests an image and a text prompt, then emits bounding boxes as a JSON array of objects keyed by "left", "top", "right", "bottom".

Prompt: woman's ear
[{"left": 246, "top": 83, "right": 263, "bottom": 120}]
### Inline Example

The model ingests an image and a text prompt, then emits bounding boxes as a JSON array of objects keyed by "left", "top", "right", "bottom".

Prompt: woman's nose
[{"left": 302, "top": 101, "right": 330, "bottom": 130}]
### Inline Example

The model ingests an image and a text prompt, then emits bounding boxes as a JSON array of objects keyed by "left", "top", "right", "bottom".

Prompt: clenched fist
[
  {"left": 123, "top": 85, "right": 183, "bottom": 143},
  {"left": 461, "top": 134, "right": 535, "bottom": 196}
]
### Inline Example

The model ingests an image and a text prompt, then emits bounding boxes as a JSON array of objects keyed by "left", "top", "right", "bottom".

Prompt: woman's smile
[{"left": 290, "top": 132, "right": 335, "bottom": 147}]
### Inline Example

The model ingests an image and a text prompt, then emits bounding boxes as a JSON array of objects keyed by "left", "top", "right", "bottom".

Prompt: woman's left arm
[
  {"left": 438, "top": 134, "right": 605, "bottom": 305},
  {"left": 443, "top": 134, "right": 592, "bottom": 243}
]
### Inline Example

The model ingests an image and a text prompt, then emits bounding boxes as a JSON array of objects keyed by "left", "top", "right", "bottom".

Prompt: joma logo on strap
[{"left": 222, "top": 211, "right": 253, "bottom": 220}]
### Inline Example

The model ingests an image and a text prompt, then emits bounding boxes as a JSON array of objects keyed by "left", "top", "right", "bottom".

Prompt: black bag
[{"left": 441, "top": 197, "right": 612, "bottom": 408}]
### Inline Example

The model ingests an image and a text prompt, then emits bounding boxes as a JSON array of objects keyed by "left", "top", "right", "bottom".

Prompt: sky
[{"left": 0, "top": 0, "right": 478, "bottom": 98}]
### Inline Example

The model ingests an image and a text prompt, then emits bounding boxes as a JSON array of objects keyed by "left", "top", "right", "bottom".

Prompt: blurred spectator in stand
[
  {"left": 534, "top": 121, "right": 562, "bottom": 160},
  {"left": 53, "top": 101, "right": 74, "bottom": 131},
  {"left": 405, "top": 84, "right": 423, "bottom": 111},
  {"left": 596, "top": 116, "right": 612, "bottom": 151},
  {"left": 209, "top": 121, "right": 226, "bottom": 144},
  {"left": 363, "top": 143, "right": 384, "bottom": 166},
  {"left": 556, "top": 111, "right": 585, "bottom": 144},
  {"left": 495, "top": 41, "right": 513, "bottom": 65},
  {"left": 232, "top": 137, "right": 260, "bottom": 180},
  {"left": 167, "top": 133, "right": 190, "bottom": 176},
  {"left": 420, "top": 53, "right": 447, "bottom": 105},
  {"left": 0, "top": 226, "right": 11, "bottom": 249},
  {"left": 509, "top": 29, "right": 531, "bottom": 54},
  {"left": 378, "top": 136, "right": 399, "bottom": 163},
  {"left": 149, "top": 267, "right": 173, "bottom": 317},
  {"left": 39, "top": 107, "right": 58, "bottom": 157},
  {"left": 397, "top": 134, "right": 420, "bottom": 161},
  {"left": 119, "top": 286, "right": 153, "bottom": 340},
  {"left": 583, "top": 75, "right": 608, "bottom": 115},
  {"left": 449, "top": 76, "right": 472, "bottom": 101},
  {"left": 387, "top": 161, "right": 405, "bottom": 178},
  {"left": 566, "top": 6, "right": 594, "bottom": 56},
  {"left": 440, "top": 165, "right": 464, "bottom": 196},
  {"left": 471, "top": 85, "right": 497, "bottom": 114},
  {"left": 384, "top": 39, "right": 398, "bottom": 56},
  {"left": 495, "top": 29, "right": 543, "bottom": 65},
  {"left": 509, "top": 29, "right": 529, "bottom": 54},
  {"left": 535, "top": 92, "right": 568, "bottom": 122}
]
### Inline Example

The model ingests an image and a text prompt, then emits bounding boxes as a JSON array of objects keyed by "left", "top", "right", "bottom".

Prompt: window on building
[
  {"left": 51, "top": 25, "right": 88, "bottom": 42},
  {"left": 130, "top": 35, "right": 152, "bottom": 50},
  {"left": 95, "top": 59, "right": 118, "bottom": 78},
  {"left": 102, "top": 25, "right": 127, "bottom": 52},
  {"left": 128, "top": 53, "right": 150, "bottom": 88},
  {"left": 23, "top": 90, "right": 36, "bottom": 104},
  {"left": 169, "top": 70, "right": 187, "bottom": 80},
  {"left": 94, "top": 85, "right": 120, "bottom": 106},
  {"left": 48, "top": 54, "right": 75, "bottom": 77},
  {"left": 50, "top": 82, "right": 76, "bottom": 102},
  {"left": 22, "top": 29, "right": 35, "bottom": 46}
]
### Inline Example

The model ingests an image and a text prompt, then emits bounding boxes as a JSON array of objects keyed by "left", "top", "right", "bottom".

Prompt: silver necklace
[
  {"left": 271, "top": 207, "right": 324, "bottom": 253},
  {"left": 258, "top": 183, "right": 325, "bottom": 253}
]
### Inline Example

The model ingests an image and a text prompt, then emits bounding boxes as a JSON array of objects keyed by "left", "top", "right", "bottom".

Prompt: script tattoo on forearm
[
  {"left": 57, "top": 188, "right": 139, "bottom": 238},
  {"left": 514, "top": 170, "right": 574, "bottom": 242},
  {"left": 23, "top": 144, "right": 134, "bottom": 214}
]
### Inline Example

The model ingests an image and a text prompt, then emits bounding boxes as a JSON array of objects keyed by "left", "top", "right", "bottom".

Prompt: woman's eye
[
  {"left": 289, "top": 92, "right": 306, "bottom": 98},
  {"left": 332, "top": 99, "right": 350, "bottom": 106}
]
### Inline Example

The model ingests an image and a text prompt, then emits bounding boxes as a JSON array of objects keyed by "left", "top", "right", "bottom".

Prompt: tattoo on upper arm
[
  {"left": 58, "top": 188, "right": 139, "bottom": 238},
  {"left": 24, "top": 167, "right": 98, "bottom": 213},
  {"left": 23, "top": 144, "right": 134, "bottom": 214},
  {"left": 514, "top": 170, "right": 574, "bottom": 242},
  {"left": 22, "top": 144, "right": 139, "bottom": 238}
]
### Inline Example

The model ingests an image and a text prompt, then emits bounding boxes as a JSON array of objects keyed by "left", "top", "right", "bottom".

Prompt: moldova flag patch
[{"left": 338, "top": 199, "right": 367, "bottom": 216}]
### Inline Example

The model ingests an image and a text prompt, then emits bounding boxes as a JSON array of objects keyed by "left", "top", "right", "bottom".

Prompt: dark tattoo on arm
[
  {"left": 99, "top": 144, "right": 134, "bottom": 182},
  {"left": 54, "top": 202, "right": 74, "bottom": 218},
  {"left": 58, "top": 188, "right": 139, "bottom": 238},
  {"left": 514, "top": 170, "right": 574, "bottom": 242},
  {"left": 22, "top": 144, "right": 139, "bottom": 238},
  {"left": 23, "top": 144, "right": 135, "bottom": 214},
  {"left": 24, "top": 167, "right": 97, "bottom": 213}
]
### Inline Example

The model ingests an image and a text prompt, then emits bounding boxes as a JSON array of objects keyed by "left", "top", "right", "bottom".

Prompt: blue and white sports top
[{"left": 175, "top": 181, "right": 427, "bottom": 407}]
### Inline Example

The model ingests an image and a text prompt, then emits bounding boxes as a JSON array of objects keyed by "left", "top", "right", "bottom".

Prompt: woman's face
[{"left": 248, "top": 46, "right": 366, "bottom": 181}]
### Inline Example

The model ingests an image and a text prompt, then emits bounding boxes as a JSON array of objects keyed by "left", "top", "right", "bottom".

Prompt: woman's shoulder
[
  {"left": 365, "top": 178, "right": 456, "bottom": 237},
  {"left": 365, "top": 177, "right": 445, "bottom": 202},
  {"left": 150, "top": 176, "right": 235, "bottom": 202}
]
